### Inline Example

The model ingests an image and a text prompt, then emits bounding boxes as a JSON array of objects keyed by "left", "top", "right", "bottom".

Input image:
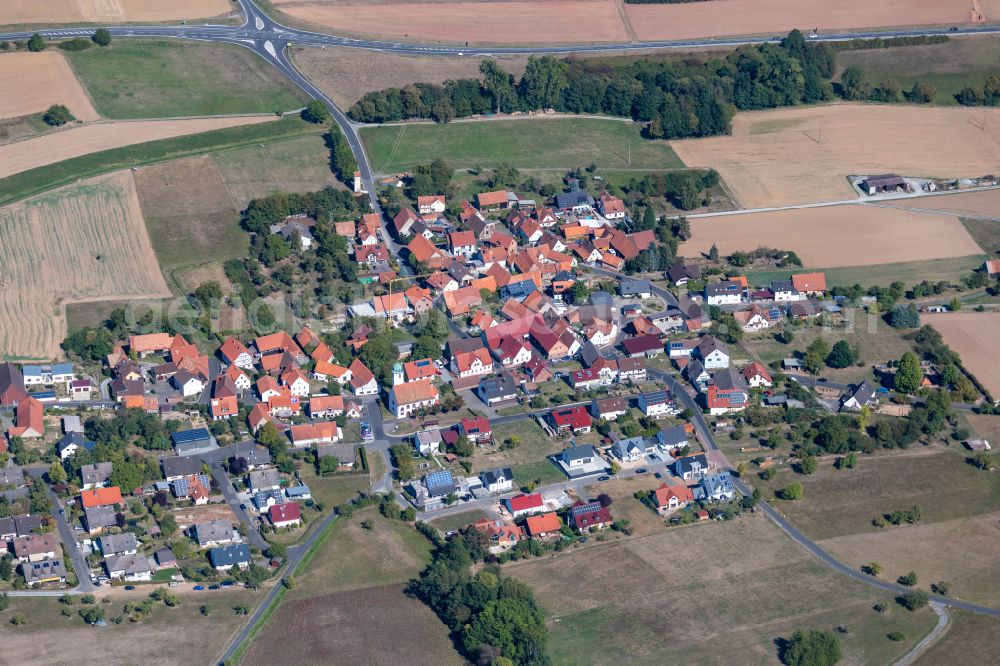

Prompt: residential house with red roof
[
  {"left": 348, "top": 359, "right": 378, "bottom": 396},
  {"left": 451, "top": 348, "right": 494, "bottom": 379},
  {"left": 459, "top": 416, "right": 492, "bottom": 444},
  {"left": 791, "top": 272, "right": 827, "bottom": 296},
  {"left": 270, "top": 502, "right": 302, "bottom": 529},
  {"left": 448, "top": 230, "right": 477, "bottom": 259},
  {"left": 218, "top": 337, "right": 254, "bottom": 370},
  {"left": 417, "top": 194, "right": 446, "bottom": 215},
  {"left": 653, "top": 484, "right": 694, "bottom": 515},
  {"left": 210, "top": 395, "right": 238, "bottom": 421},
  {"left": 81, "top": 486, "right": 122, "bottom": 509},
  {"left": 280, "top": 368, "right": 310, "bottom": 397},
  {"left": 407, "top": 235, "right": 449, "bottom": 269},
  {"left": 526, "top": 512, "right": 562, "bottom": 540},
  {"left": 742, "top": 361, "right": 773, "bottom": 388},
  {"left": 549, "top": 405, "right": 592, "bottom": 434},
  {"left": 568, "top": 500, "right": 612, "bottom": 533},
  {"left": 473, "top": 518, "right": 523, "bottom": 552},
  {"left": 288, "top": 421, "right": 341, "bottom": 447},
  {"left": 505, "top": 493, "right": 544, "bottom": 518},
  {"left": 7, "top": 396, "right": 43, "bottom": 439},
  {"left": 598, "top": 193, "right": 626, "bottom": 220},
  {"left": 392, "top": 208, "right": 419, "bottom": 237},
  {"left": 388, "top": 381, "right": 440, "bottom": 418},
  {"left": 443, "top": 285, "right": 482, "bottom": 317},
  {"left": 622, "top": 334, "right": 663, "bottom": 358},
  {"left": 476, "top": 190, "right": 512, "bottom": 211}
]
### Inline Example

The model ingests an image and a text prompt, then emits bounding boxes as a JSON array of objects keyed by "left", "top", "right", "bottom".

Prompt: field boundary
[{"left": 0, "top": 117, "right": 323, "bottom": 207}]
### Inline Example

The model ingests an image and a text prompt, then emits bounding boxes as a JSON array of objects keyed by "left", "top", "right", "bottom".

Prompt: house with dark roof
[
  {"left": 481, "top": 467, "right": 514, "bottom": 494},
  {"left": 423, "top": 470, "right": 457, "bottom": 498},
  {"left": 208, "top": 544, "right": 251, "bottom": 571},
  {"left": 170, "top": 428, "right": 217, "bottom": 456},
  {"left": 622, "top": 334, "right": 663, "bottom": 358},
  {"left": 695, "top": 472, "right": 736, "bottom": 502},
  {"left": 161, "top": 456, "right": 204, "bottom": 482},
  {"left": 477, "top": 375, "right": 519, "bottom": 406},
  {"left": 674, "top": 453, "right": 711, "bottom": 480},
  {"left": 568, "top": 500, "right": 612, "bottom": 533},
  {"left": 618, "top": 279, "right": 652, "bottom": 298},
  {"left": 842, "top": 380, "right": 879, "bottom": 412},
  {"left": 105, "top": 553, "right": 153, "bottom": 582},
  {"left": 703, "top": 368, "right": 749, "bottom": 415},
  {"left": 638, "top": 390, "right": 680, "bottom": 418},
  {"left": 81, "top": 462, "right": 113, "bottom": 490},
  {"left": 555, "top": 191, "right": 595, "bottom": 212},
  {"left": 666, "top": 263, "right": 701, "bottom": 286}
]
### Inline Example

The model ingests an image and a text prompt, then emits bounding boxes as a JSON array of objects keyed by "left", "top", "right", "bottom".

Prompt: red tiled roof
[
  {"left": 81, "top": 486, "right": 122, "bottom": 508},
  {"left": 508, "top": 493, "right": 543, "bottom": 513}
]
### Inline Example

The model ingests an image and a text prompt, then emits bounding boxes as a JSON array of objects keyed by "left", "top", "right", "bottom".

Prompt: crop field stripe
[{"left": 0, "top": 117, "right": 322, "bottom": 207}]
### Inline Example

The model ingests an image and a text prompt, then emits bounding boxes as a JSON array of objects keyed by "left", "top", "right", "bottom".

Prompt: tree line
[{"left": 349, "top": 30, "right": 839, "bottom": 142}]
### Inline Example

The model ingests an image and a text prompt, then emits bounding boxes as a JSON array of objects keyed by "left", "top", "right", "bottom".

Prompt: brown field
[
  {"left": 879, "top": 188, "right": 1000, "bottom": 219},
  {"left": 0, "top": 115, "right": 277, "bottom": 181},
  {"left": 272, "top": 0, "right": 982, "bottom": 44},
  {"left": 671, "top": 104, "right": 1000, "bottom": 209},
  {"left": 242, "top": 584, "right": 466, "bottom": 666},
  {"left": 292, "top": 46, "right": 529, "bottom": 110},
  {"left": 508, "top": 514, "right": 937, "bottom": 664},
  {"left": 0, "top": 52, "right": 98, "bottom": 123},
  {"left": 0, "top": 0, "right": 232, "bottom": 25},
  {"left": 679, "top": 204, "right": 982, "bottom": 267},
  {"left": 625, "top": 0, "right": 978, "bottom": 42},
  {"left": 924, "top": 312, "right": 1000, "bottom": 397},
  {"left": 0, "top": 170, "right": 169, "bottom": 359},
  {"left": 0, "top": 591, "right": 254, "bottom": 665},
  {"left": 818, "top": 511, "right": 1000, "bottom": 606},
  {"left": 272, "top": 0, "right": 630, "bottom": 44}
]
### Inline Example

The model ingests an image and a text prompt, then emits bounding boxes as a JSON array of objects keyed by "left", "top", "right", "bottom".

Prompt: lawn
[
  {"left": 287, "top": 508, "right": 432, "bottom": 599},
  {"left": 741, "top": 321, "right": 916, "bottom": 384},
  {"left": 746, "top": 255, "right": 986, "bottom": 290},
  {"left": 960, "top": 216, "right": 1000, "bottom": 255},
  {"left": 836, "top": 38, "right": 1000, "bottom": 106},
  {"left": 506, "top": 514, "right": 937, "bottom": 665},
  {"left": 298, "top": 466, "right": 371, "bottom": 508},
  {"left": 151, "top": 567, "right": 179, "bottom": 583},
  {"left": 0, "top": 115, "right": 320, "bottom": 207},
  {"left": 473, "top": 419, "right": 565, "bottom": 479},
  {"left": 66, "top": 40, "right": 306, "bottom": 119},
  {"left": 752, "top": 444, "right": 1000, "bottom": 541},
  {"left": 361, "top": 117, "right": 683, "bottom": 173},
  {"left": 213, "top": 134, "right": 342, "bottom": 209},
  {"left": 0, "top": 591, "right": 256, "bottom": 665},
  {"left": 429, "top": 509, "right": 488, "bottom": 533}
]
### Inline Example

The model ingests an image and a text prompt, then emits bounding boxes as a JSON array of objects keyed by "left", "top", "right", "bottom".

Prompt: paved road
[
  {"left": 24, "top": 469, "right": 96, "bottom": 593},
  {"left": 206, "top": 462, "right": 269, "bottom": 550},
  {"left": 895, "top": 603, "right": 949, "bottom": 666}
]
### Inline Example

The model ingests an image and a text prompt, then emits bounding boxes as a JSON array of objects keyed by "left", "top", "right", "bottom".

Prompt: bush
[
  {"left": 780, "top": 629, "right": 841, "bottom": 666},
  {"left": 301, "top": 100, "right": 330, "bottom": 124},
  {"left": 897, "top": 571, "right": 918, "bottom": 587},
  {"left": 27, "top": 34, "right": 45, "bottom": 52},
  {"left": 887, "top": 632, "right": 905, "bottom": 642},
  {"left": 43, "top": 104, "right": 75, "bottom": 127},
  {"left": 58, "top": 38, "right": 92, "bottom": 51}
]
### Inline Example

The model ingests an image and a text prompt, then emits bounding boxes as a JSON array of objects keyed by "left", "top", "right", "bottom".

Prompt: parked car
[
  {"left": 208, "top": 584, "right": 220, "bottom": 590},
  {"left": 124, "top": 585, "right": 135, "bottom": 591},
  {"left": 193, "top": 585, "right": 205, "bottom": 591},
  {"left": 635, "top": 468, "right": 648, "bottom": 474}
]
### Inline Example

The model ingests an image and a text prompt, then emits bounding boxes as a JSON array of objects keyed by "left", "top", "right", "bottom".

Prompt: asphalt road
[{"left": 24, "top": 469, "right": 96, "bottom": 593}]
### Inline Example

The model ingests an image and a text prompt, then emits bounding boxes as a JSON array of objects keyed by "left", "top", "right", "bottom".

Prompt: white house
[
  {"left": 414, "top": 429, "right": 442, "bottom": 456},
  {"left": 281, "top": 369, "right": 311, "bottom": 397},
  {"left": 696, "top": 336, "right": 730, "bottom": 370},
  {"left": 481, "top": 467, "right": 514, "bottom": 494},
  {"left": 104, "top": 553, "right": 152, "bottom": 582},
  {"left": 610, "top": 436, "right": 649, "bottom": 463},
  {"left": 173, "top": 371, "right": 205, "bottom": 397},
  {"left": 388, "top": 382, "right": 440, "bottom": 418},
  {"left": 638, "top": 390, "right": 680, "bottom": 418},
  {"left": 770, "top": 281, "right": 803, "bottom": 302},
  {"left": 451, "top": 348, "right": 494, "bottom": 378},
  {"left": 705, "top": 280, "right": 744, "bottom": 306}
]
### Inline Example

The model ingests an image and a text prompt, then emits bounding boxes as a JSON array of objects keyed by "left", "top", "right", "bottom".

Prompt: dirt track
[
  {"left": 0, "top": 170, "right": 169, "bottom": 359},
  {"left": 0, "top": 51, "right": 99, "bottom": 123},
  {"left": 0, "top": 0, "right": 232, "bottom": 25},
  {"left": 679, "top": 203, "right": 983, "bottom": 268},
  {"left": 0, "top": 115, "right": 277, "bottom": 180},
  {"left": 924, "top": 312, "right": 1000, "bottom": 398},
  {"left": 672, "top": 104, "right": 1000, "bottom": 208}
]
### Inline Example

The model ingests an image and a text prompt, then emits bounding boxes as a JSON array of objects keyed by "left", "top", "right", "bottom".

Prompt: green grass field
[
  {"left": 361, "top": 117, "right": 683, "bottom": 173},
  {"left": 507, "top": 515, "right": 937, "bottom": 665},
  {"left": 961, "top": 217, "right": 1000, "bottom": 255},
  {"left": 0, "top": 116, "right": 320, "bottom": 207},
  {"left": 473, "top": 419, "right": 565, "bottom": 486},
  {"left": 746, "top": 255, "right": 985, "bottom": 289},
  {"left": 837, "top": 38, "right": 1000, "bottom": 105},
  {"left": 66, "top": 40, "right": 306, "bottom": 118}
]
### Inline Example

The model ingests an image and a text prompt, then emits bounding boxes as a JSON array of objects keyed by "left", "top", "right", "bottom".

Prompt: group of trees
[
  {"left": 801, "top": 338, "right": 857, "bottom": 374},
  {"left": 25, "top": 29, "right": 111, "bottom": 52},
  {"left": 351, "top": 31, "right": 846, "bottom": 143},
  {"left": 409, "top": 528, "right": 549, "bottom": 665},
  {"left": 326, "top": 129, "right": 357, "bottom": 185},
  {"left": 621, "top": 169, "right": 719, "bottom": 211},
  {"left": 838, "top": 67, "right": 938, "bottom": 104}
]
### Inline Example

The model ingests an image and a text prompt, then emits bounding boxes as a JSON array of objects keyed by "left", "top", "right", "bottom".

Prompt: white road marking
[
  {"left": 255, "top": 16, "right": 264, "bottom": 30},
  {"left": 264, "top": 40, "right": 276, "bottom": 58}
]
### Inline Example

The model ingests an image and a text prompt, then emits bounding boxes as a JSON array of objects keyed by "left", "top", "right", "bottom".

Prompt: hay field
[
  {"left": 679, "top": 204, "right": 983, "bottom": 267},
  {"left": 0, "top": 0, "right": 232, "bottom": 25},
  {"left": 625, "top": 0, "right": 978, "bottom": 42},
  {"left": 0, "top": 171, "right": 168, "bottom": 359},
  {"left": 272, "top": 0, "right": 630, "bottom": 43},
  {"left": 0, "top": 52, "right": 99, "bottom": 123},
  {"left": 924, "top": 312, "right": 1000, "bottom": 397},
  {"left": 291, "top": 46, "right": 529, "bottom": 110},
  {"left": 671, "top": 104, "right": 1000, "bottom": 208},
  {"left": 507, "top": 514, "right": 937, "bottom": 664},
  {"left": 0, "top": 115, "right": 277, "bottom": 181}
]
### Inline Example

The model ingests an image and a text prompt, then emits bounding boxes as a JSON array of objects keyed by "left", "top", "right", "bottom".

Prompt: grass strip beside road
[{"left": 0, "top": 116, "right": 321, "bottom": 207}]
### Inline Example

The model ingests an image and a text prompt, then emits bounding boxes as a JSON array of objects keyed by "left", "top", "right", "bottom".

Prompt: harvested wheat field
[
  {"left": 292, "top": 46, "right": 529, "bottom": 110},
  {"left": 0, "top": 115, "right": 277, "bottom": 181},
  {"left": 875, "top": 188, "right": 1000, "bottom": 219},
  {"left": 272, "top": 0, "right": 629, "bottom": 43},
  {"left": 0, "top": 52, "right": 99, "bottom": 122},
  {"left": 626, "top": 0, "right": 979, "bottom": 42},
  {"left": 0, "top": 0, "right": 232, "bottom": 25},
  {"left": 672, "top": 104, "right": 1000, "bottom": 208},
  {"left": 681, "top": 204, "right": 983, "bottom": 267},
  {"left": 924, "top": 312, "right": 1000, "bottom": 398},
  {"left": 0, "top": 171, "right": 168, "bottom": 359}
]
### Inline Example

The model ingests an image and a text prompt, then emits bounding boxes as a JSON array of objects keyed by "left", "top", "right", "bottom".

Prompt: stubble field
[
  {"left": 679, "top": 203, "right": 983, "bottom": 267},
  {"left": 0, "top": 52, "right": 99, "bottom": 123},
  {"left": 671, "top": 104, "right": 1000, "bottom": 208},
  {"left": 0, "top": 115, "right": 277, "bottom": 181},
  {"left": 923, "top": 312, "right": 1000, "bottom": 398},
  {"left": 271, "top": 0, "right": 984, "bottom": 44},
  {"left": 0, "top": 0, "right": 233, "bottom": 25},
  {"left": 0, "top": 170, "right": 169, "bottom": 359}
]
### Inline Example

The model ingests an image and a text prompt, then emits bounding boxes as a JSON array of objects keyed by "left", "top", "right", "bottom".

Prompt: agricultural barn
[{"left": 860, "top": 174, "right": 910, "bottom": 195}]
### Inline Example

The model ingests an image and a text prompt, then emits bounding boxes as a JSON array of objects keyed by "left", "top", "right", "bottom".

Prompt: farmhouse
[
  {"left": 622, "top": 334, "right": 663, "bottom": 358},
  {"left": 860, "top": 174, "right": 909, "bottom": 195}
]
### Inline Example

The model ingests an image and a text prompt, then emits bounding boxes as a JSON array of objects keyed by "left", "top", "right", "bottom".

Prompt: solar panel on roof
[{"left": 171, "top": 428, "right": 212, "bottom": 444}]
